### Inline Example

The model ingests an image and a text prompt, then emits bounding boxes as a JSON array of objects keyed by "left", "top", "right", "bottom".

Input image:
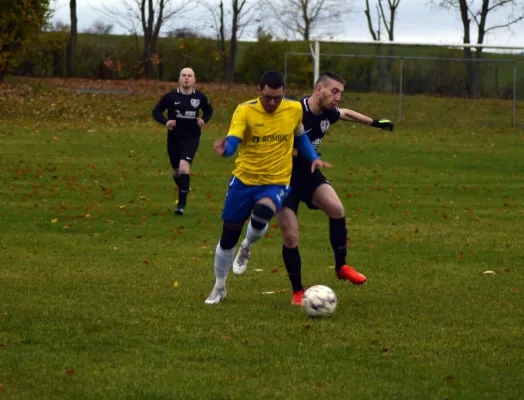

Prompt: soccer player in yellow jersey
[{"left": 205, "top": 71, "right": 331, "bottom": 305}]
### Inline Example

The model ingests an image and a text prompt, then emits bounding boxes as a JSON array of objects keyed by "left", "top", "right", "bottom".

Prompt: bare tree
[
  {"left": 65, "top": 0, "right": 77, "bottom": 77},
  {"left": 364, "top": 0, "right": 401, "bottom": 92},
  {"left": 43, "top": 19, "right": 69, "bottom": 32},
  {"left": 203, "top": 0, "right": 257, "bottom": 82},
  {"left": 101, "top": 0, "right": 195, "bottom": 78},
  {"left": 84, "top": 20, "right": 114, "bottom": 34},
  {"left": 166, "top": 27, "right": 199, "bottom": 37},
  {"left": 264, "top": 0, "right": 351, "bottom": 40},
  {"left": 430, "top": 0, "right": 524, "bottom": 97}
]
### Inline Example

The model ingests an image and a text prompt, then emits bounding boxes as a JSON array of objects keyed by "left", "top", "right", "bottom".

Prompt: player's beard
[{"left": 320, "top": 93, "right": 334, "bottom": 111}]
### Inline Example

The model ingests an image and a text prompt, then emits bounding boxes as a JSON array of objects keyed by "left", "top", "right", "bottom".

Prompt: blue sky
[{"left": 51, "top": 0, "right": 524, "bottom": 49}]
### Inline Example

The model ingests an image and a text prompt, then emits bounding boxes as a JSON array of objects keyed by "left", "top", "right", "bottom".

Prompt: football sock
[
  {"left": 245, "top": 221, "right": 268, "bottom": 245},
  {"left": 173, "top": 174, "right": 180, "bottom": 188},
  {"left": 245, "top": 203, "right": 273, "bottom": 245},
  {"left": 214, "top": 242, "right": 235, "bottom": 288},
  {"left": 282, "top": 245, "right": 303, "bottom": 291},
  {"left": 177, "top": 174, "right": 190, "bottom": 208},
  {"left": 330, "top": 217, "right": 347, "bottom": 270}
]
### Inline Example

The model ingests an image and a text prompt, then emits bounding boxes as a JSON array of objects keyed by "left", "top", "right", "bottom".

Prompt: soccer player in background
[
  {"left": 152, "top": 67, "right": 213, "bottom": 216},
  {"left": 233, "top": 71, "right": 394, "bottom": 306},
  {"left": 205, "top": 71, "right": 331, "bottom": 305}
]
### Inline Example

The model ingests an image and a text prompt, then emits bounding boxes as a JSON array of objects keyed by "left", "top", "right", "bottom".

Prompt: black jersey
[
  {"left": 293, "top": 96, "right": 340, "bottom": 169},
  {"left": 298, "top": 96, "right": 340, "bottom": 151},
  {"left": 152, "top": 88, "right": 213, "bottom": 137}
]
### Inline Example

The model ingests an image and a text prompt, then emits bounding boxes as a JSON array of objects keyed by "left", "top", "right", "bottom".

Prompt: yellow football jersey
[{"left": 227, "top": 98, "right": 303, "bottom": 186}]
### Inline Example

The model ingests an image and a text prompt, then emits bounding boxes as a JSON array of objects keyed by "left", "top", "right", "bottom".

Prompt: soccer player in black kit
[
  {"left": 276, "top": 72, "right": 394, "bottom": 305},
  {"left": 152, "top": 67, "right": 213, "bottom": 215}
]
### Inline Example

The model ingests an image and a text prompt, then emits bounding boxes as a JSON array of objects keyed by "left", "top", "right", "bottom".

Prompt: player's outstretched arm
[{"left": 339, "top": 108, "right": 393, "bottom": 131}]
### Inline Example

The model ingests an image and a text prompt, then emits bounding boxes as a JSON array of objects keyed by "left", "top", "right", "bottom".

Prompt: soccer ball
[{"left": 302, "top": 285, "right": 337, "bottom": 318}]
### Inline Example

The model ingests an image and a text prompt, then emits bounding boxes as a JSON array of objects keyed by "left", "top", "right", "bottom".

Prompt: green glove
[{"left": 371, "top": 119, "right": 394, "bottom": 131}]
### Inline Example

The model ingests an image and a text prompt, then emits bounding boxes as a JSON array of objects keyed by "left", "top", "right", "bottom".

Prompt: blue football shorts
[{"left": 221, "top": 175, "right": 291, "bottom": 223}]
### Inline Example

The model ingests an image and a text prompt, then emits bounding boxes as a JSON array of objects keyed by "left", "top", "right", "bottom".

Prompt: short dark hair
[
  {"left": 259, "top": 71, "right": 285, "bottom": 90},
  {"left": 315, "top": 72, "right": 345, "bottom": 87}
]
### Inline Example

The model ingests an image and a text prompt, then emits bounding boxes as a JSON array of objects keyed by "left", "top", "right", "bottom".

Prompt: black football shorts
[
  {"left": 167, "top": 134, "right": 200, "bottom": 168},
  {"left": 282, "top": 158, "right": 331, "bottom": 213}
]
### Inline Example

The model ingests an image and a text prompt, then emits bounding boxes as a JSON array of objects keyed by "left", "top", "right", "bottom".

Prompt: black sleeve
[
  {"left": 201, "top": 94, "right": 213, "bottom": 124},
  {"left": 152, "top": 94, "right": 169, "bottom": 125}
]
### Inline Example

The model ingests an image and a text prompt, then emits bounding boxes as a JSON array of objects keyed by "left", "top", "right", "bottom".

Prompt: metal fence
[{"left": 284, "top": 52, "right": 520, "bottom": 127}]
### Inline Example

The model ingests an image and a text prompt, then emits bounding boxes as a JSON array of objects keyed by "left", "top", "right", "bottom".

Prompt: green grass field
[{"left": 1, "top": 78, "right": 523, "bottom": 399}]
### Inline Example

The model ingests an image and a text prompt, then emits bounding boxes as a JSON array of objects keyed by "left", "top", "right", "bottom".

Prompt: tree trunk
[
  {"left": 463, "top": 47, "right": 480, "bottom": 98},
  {"left": 226, "top": 0, "right": 240, "bottom": 82},
  {"left": 52, "top": 49, "right": 63, "bottom": 76},
  {"left": 219, "top": 1, "right": 228, "bottom": 80},
  {"left": 226, "top": 35, "right": 237, "bottom": 82},
  {"left": 141, "top": 0, "right": 155, "bottom": 79},
  {"left": 143, "top": 33, "right": 153, "bottom": 79},
  {"left": 472, "top": 49, "right": 483, "bottom": 98},
  {"left": 66, "top": 0, "right": 77, "bottom": 77}
]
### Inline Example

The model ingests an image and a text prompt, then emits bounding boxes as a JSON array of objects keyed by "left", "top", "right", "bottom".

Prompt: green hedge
[{"left": 10, "top": 32, "right": 524, "bottom": 99}]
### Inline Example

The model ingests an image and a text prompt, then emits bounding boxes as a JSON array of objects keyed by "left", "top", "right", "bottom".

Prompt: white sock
[
  {"left": 244, "top": 221, "right": 268, "bottom": 246},
  {"left": 214, "top": 242, "right": 235, "bottom": 288}
]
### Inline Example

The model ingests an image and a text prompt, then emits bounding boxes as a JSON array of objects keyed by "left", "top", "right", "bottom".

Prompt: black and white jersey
[
  {"left": 298, "top": 96, "right": 340, "bottom": 151},
  {"left": 152, "top": 88, "right": 213, "bottom": 138}
]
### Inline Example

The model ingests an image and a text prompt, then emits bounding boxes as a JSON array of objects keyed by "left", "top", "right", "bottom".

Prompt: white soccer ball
[{"left": 302, "top": 285, "right": 337, "bottom": 318}]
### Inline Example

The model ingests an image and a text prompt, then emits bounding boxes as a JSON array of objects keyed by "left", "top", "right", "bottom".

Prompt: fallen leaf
[
  {"left": 262, "top": 291, "right": 275, "bottom": 295},
  {"left": 173, "top": 281, "right": 179, "bottom": 287},
  {"left": 66, "top": 369, "right": 74, "bottom": 375},
  {"left": 51, "top": 218, "right": 58, "bottom": 223},
  {"left": 254, "top": 269, "right": 263, "bottom": 272},
  {"left": 483, "top": 270, "right": 496, "bottom": 275}
]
